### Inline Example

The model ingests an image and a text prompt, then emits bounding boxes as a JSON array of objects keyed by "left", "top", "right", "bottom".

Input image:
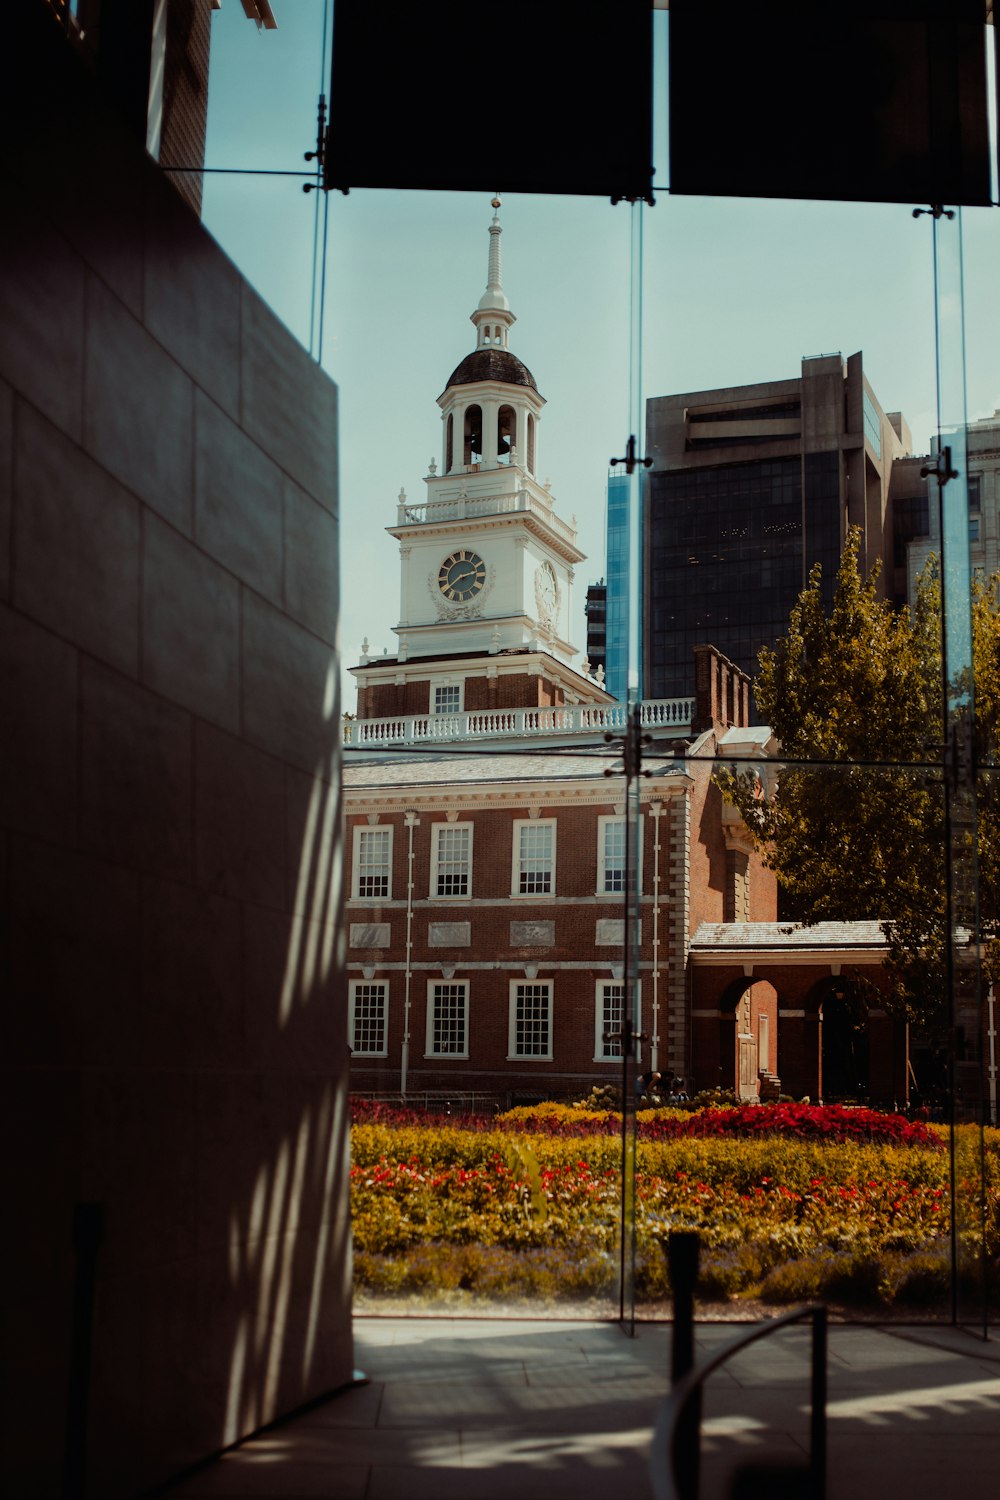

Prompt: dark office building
[
  {"left": 584, "top": 580, "right": 607, "bottom": 680},
  {"left": 643, "top": 353, "right": 914, "bottom": 704}
]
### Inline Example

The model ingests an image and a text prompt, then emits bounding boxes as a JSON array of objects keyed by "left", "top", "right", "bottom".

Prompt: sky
[{"left": 200, "top": 3, "right": 1000, "bottom": 711}]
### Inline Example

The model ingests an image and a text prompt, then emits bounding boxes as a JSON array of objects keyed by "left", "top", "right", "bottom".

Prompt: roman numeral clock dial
[{"left": 438, "top": 550, "right": 486, "bottom": 603}]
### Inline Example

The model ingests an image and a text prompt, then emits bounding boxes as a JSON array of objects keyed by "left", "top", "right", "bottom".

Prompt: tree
[{"left": 716, "top": 528, "right": 1000, "bottom": 1022}]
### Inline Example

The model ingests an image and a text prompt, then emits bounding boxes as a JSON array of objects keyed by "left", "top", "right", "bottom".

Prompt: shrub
[{"left": 349, "top": 1109, "right": 1000, "bottom": 1309}]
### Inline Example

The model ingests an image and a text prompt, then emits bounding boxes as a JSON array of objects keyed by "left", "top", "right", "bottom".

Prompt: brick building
[
  {"left": 343, "top": 203, "right": 779, "bottom": 1103},
  {"left": 343, "top": 682, "right": 778, "bottom": 1103}
]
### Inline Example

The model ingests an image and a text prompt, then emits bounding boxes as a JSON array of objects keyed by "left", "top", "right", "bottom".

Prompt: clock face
[
  {"left": 535, "top": 561, "right": 558, "bottom": 621},
  {"left": 438, "top": 549, "right": 486, "bottom": 602}
]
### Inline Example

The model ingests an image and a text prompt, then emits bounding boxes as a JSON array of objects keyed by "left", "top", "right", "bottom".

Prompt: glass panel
[
  {"left": 635, "top": 7, "right": 997, "bottom": 1328},
  {"left": 199, "top": 5, "right": 639, "bottom": 1319},
  {"left": 194, "top": 2, "right": 1000, "bottom": 1331},
  {"left": 932, "top": 209, "right": 988, "bottom": 1332}
]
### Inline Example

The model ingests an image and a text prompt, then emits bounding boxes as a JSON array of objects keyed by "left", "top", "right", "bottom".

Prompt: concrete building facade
[
  {"left": 907, "top": 408, "right": 1000, "bottom": 597},
  {"left": 2, "top": 7, "right": 352, "bottom": 1496},
  {"left": 643, "top": 353, "right": 916, "bottom": 704}
]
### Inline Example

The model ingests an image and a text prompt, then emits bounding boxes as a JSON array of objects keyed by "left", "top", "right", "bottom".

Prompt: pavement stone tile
[{"left": 157, "top": 1317, "right": 1000, "bottom": 1500}]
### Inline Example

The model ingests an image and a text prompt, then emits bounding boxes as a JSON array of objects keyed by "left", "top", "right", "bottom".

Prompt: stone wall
[{"left": 1, "top": 9, "right": 352, "bottom": 1495}]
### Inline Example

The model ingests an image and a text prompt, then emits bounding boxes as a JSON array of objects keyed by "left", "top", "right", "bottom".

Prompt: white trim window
[
  {"left": 509, "top": 980, "right": 553, "bottom": 1060},
  {"left": 595, "top": 980, "right": 641, "bottom": 1062},
  {"left": 597, "top": 815, "right": 626, "bottom": 893},
  {"left": 597, "top": 814, "right": 642, "bottom": 894},
  {"left": 431, "top": 822, "right": 473, "bottom": 899},
  {"left": 432, "top": 682, "right": 463, "bottom": 715},
  {"left": 353, "top": 825, "right": 392, "bottom": 900},
  {"left": 596, "top": 981, "right": 625, "bottom": 1060},
  {"left": 349, "top": 981, "right": 388, "bottom": 1056},
  {"left": 512, "top": 819, "right": 556, "bottom": 897},
  {"left": 426, "top": 980, "right": 469, "bottom": 1057}
]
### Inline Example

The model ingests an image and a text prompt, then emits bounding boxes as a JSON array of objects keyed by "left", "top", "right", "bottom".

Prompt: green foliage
[
  {"left": 505, "top": 1139, "right": 548, "bottom": 1224},
  {"left": 350, "top": 1114, "right": 1000, "bottom": 1308},
  {"left": 715, "top": 530, "right": 1000, "bottom": 1021}
]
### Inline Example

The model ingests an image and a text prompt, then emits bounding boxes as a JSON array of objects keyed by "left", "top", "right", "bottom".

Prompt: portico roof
[{"left": 690, "top": 921, "right": 889, "bottom": 968}]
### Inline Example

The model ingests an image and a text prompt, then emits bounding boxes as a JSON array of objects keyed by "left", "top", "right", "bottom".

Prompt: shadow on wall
[{"left": 1, "top": 9, "right": 353, "bottom": 1496}]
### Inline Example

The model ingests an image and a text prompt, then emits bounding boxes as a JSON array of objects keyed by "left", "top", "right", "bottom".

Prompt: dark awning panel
[
  {"left": 668, "top": 0, "right": 993, "bottom": 207},
  {"left": 325, "top": 0, "right": 654, "bottom": 203}
]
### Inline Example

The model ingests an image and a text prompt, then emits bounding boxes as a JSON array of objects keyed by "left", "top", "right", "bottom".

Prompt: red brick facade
[
  {"left": 343, "top": 655, "right": 778, "bottom": 1101},
  {"left": 358, "top": 668, "right": 569, "bottom": 721}
]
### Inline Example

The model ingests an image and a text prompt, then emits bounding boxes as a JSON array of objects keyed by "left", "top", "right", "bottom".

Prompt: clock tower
[{"left": 352, "top": 200, "right": 613, "bottom": 723}]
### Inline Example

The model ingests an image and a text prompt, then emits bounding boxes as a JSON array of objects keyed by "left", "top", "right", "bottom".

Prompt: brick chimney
[{"left": 691, "top": 645, "right": 751, "bottom": 735}]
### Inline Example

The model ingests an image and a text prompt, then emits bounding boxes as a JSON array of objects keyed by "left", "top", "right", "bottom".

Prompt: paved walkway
[{"left": 160, "top": 1316, "right": 1000, "bottom": 1499}]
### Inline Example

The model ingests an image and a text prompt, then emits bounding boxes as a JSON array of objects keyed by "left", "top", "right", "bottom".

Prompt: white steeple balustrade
[
  {"left": 396, "top": 471, "right": 577, "bottom": 549},
  {"left": 343, "top": 697, "right": 695, "bottom": 747}
]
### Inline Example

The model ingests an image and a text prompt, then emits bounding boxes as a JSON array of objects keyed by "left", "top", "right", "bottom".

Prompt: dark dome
[{"left": 442, "top": 347, "right": 538, "bottom": 394}]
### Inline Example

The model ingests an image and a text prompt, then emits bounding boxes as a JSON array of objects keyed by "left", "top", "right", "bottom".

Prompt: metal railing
[
  {"left": 650, "top": 1231, "right": 827, "bottom": 1500},
  {"left": 396, "top": 480, "right": 578, "bottom": 548},
  {"left": 343, "top": 697, "right": 695, "bottom": 746}
]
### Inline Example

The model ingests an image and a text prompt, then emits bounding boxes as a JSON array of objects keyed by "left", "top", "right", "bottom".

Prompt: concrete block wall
[{"left": 1, "top": 11, "right": 352, "bottom": 1496}]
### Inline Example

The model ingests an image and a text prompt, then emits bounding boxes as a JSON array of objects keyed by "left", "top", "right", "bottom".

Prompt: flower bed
[
  {"left": 353, "top": 1097, "right": 942, "bottom": 1147},
  {"left": 350, "top": 1101, "right": 999, "bottom": 1309}
]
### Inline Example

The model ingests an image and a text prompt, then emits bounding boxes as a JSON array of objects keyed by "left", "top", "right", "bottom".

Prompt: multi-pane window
[
  {"left": 354, "top": 826, "right": 392, "bottom": 900},
  {"left": 596, "top": 982, "right": 625, "bottom": 1059},
  {"left": 969, "top": 475, "right": 982, "bottom": 542},
  {"left": 509, "top": 981, "right": 553, "bottom": 1059},
  {"left": 432, "top": 823, "right": 472, "bottom": 898},
  {"left": 426, "top": 981, "right": 469, "bottom": 1057},
  {"left": 597, "top": 814, "right": 642, "bottom": 893},
  {"left": 595, "top": 981, "right": 640, "bottom": 1062},
  {"left": 599, "top": 817, "right": 626, "bottom": 893},
  {"left": 349, "top": 982, "right": 388, "bottom": 1056},
  {"left": 433, "top": 684, "right": 462, "bottom": 714},
  {"left": 513, "top": 820, "right": 555, "bottom": 896}
]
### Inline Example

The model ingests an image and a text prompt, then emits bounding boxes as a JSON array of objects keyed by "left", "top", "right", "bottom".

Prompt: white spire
[
  {"left": 478, "top": 197, "right": 509, "bottom": 314},
  {"left": 471, "top": 196, "right": 515, "bottom": 347}
]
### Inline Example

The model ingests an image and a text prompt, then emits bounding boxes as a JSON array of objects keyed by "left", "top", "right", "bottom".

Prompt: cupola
[{"left": 437, "top": 198, "right": 544, "bottom": 477}]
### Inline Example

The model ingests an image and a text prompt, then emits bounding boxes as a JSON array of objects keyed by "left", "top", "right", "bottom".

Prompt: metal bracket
[
  {"left": 912, "top": 204, "right": 956, "bottom": 220},
  {"left": 603, "top": 1017, "right": 649, "bottom": 1059},
  {"left": 303, "top": 94, "right": 328, "bottom": 193},
  {"left": 611, "top": 191, "right": 656, "bottom": 208},
  {"left": 610, "top": 434, "right": 653, "bottom": 476},
  {"left": 920, "top": 445, "right": 959, "bottom": 485},
  {"left": 604, "top": 711, "right": 652, "bottom": 782}
]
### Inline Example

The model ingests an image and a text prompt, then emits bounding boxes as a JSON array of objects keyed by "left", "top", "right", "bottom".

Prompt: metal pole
[
  {"left": 669, "top": 1230, "right": 701, "bottom": 1500},
  {"left": 63, "top": 1203, "right": 103, "bottom": 1500},
  {"left": 401, "top": 811, "right": 419, "bottom": 1096},
  {"left": 810, "top": 1306, "right": 828, "bottom": 1500},
  {"left": 651, "top": 800, "right": 662, "bottom": 1074},
  {"left": 987, "top": 984, "right": 997, "bottom": 1126}
]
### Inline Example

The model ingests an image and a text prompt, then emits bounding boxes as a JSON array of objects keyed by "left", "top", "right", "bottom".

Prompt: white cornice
[
  {"left": 343, "top": 778, "right": 689, "bottom": 815},
  {"left": 437, "top": 377, "right": 546, "bottom": 413},
  {"left": 690, "top": 946, "right": 887, "bottom": 969},
  {"left": 350, "top": 647, "right": 615, "bottom": 702},
  {"left": 387, "top": 508, "right": 585, "bottom": 565}
]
